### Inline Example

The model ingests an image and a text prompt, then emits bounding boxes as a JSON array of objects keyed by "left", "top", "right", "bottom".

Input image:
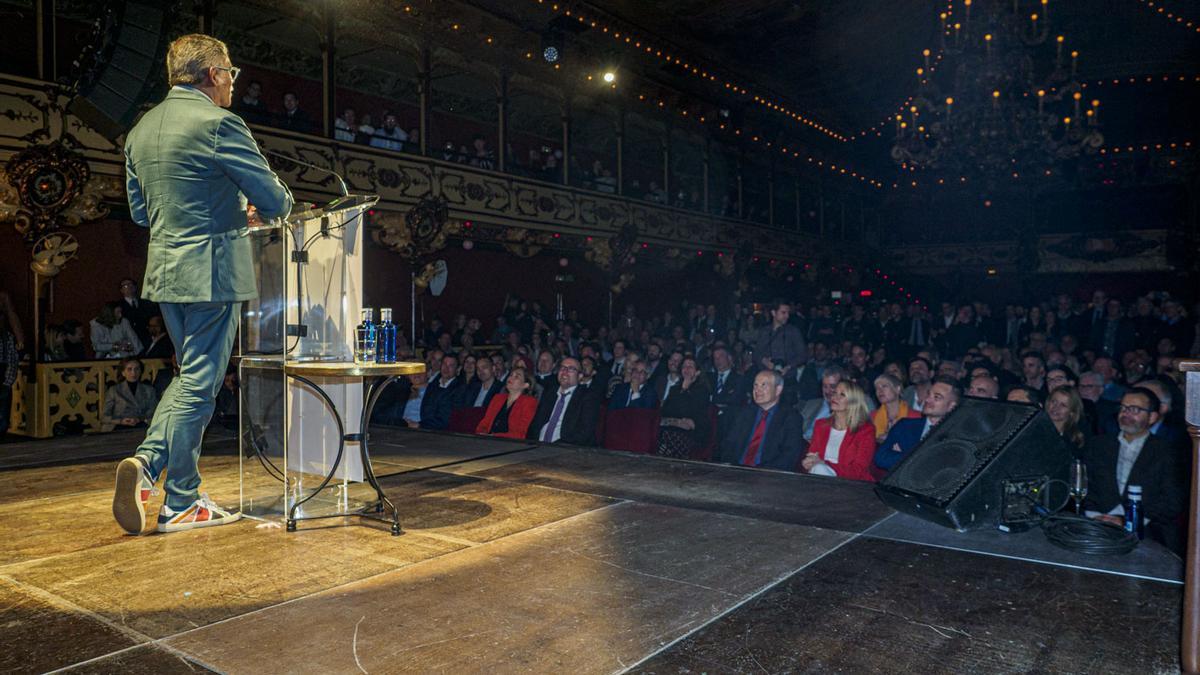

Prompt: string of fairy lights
[
  {"left": 527, "top": 0, "right": 850, "bottom": 142},
  {"left": 399, "top": 1, "right": 1193, "bottom": 194},
  {"left": 1133, "top": 0, "right": 1200, "bottom": 33},
  {"left": 849, "top": 0, "right": 956, "bottom": 140}
]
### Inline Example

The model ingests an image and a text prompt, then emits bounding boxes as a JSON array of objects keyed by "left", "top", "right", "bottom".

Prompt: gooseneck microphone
[{"left": 260, "top": 147, "right": 349, "bottom": 196}]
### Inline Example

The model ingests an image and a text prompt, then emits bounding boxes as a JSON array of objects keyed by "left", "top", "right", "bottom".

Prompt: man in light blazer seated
[{"left": 113, "top": 34, "right": 293, "bottom": 535}]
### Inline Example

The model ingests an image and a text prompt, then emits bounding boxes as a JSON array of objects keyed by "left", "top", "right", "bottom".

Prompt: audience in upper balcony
[
  {"left": 276, "top": 92, "right": 315, "bottom": 133},
  {"left": 234, "top": 80, "right": 268, "bottom": 124},
  {"left": 334, "top": 107, "right": 357, "bottom": 142},
  {"left": 371, "top": 111, "right": 408, "bottom": 151}
]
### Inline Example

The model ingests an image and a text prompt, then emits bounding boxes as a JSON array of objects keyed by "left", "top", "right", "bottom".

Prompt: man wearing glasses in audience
[
  {"left": 527, "top": 357, "right": 601, "bottom": 445},
  {"left": 1080, "top": 387, "right": 1186, "bottom": 554}
]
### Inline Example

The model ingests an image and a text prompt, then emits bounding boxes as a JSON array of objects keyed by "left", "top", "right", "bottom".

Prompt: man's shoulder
[{"left": 892, "top": 417, "right": 925, "bottom": 432}]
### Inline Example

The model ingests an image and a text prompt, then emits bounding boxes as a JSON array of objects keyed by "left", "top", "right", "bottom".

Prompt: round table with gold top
[{"left": 284, "top": 360, "right": 425, "bottom": 535}]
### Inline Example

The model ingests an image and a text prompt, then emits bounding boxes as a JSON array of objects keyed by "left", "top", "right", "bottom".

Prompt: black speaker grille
[{"left": 882, "top": 399, "right": 1040, "bottom": 505}]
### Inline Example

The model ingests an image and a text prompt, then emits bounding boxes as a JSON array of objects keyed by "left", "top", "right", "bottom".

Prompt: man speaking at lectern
[{"left": 113, "top": 34, "right": 293, "bottom": 535}]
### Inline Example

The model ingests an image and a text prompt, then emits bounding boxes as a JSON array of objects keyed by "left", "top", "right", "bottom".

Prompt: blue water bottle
[
  {"left": 377, "top": 307, "right": 397, "bottom": 363},
  {"left": 1123, "top": 484, "right": 1144, "bottom": 540}
]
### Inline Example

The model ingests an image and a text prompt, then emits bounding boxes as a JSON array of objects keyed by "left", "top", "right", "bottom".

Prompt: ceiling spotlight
[{"left": 602, "top": 71, "right": 615, "bottom": 83}]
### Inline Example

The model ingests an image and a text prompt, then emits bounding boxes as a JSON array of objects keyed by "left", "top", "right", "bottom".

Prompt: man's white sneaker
[
  {"left": 156, "top": 494, "right": 241, "bottom": 533},
  {"left": 113, "top": 456, "right": 157, "bottom": 535}
]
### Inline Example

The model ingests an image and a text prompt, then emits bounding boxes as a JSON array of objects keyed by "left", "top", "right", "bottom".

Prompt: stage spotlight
[
  {"left": 543, "top": 46, "right": 560, "bottom": 63},
  {"left": 602, "top": 71, "right": 615, "bottom": 83}
]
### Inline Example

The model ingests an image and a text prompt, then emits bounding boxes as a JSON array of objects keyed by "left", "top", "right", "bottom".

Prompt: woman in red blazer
[
  {"left": 800, "top": 380, "right": 878, "bottom": 482},
  {"left": 475, "top": 368, "right": 538, "bottom": 439}
]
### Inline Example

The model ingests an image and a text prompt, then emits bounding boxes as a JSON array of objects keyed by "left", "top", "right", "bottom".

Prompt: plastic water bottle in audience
[
  {"left": 1123, "top": 485, "right": 1143, "bottom": 540},
  {"left": 355, "top": 308, "right": 376, "bottom": 364},
  {"left": 377, "top": 308, "right": 397, "bottom": 363}
]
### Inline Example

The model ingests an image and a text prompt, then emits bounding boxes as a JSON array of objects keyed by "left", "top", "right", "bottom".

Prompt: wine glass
[{"left": 1070, "top": 459, "right": 1088, "bottom": 515}]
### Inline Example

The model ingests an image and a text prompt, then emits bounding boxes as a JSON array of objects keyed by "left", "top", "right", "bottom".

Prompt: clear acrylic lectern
[{"left": 238, "top": 195, "right": 387, "bottom": 527}]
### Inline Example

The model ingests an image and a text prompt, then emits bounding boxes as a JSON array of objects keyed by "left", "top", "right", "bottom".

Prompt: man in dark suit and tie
[
  {"left": 873, "top": 376, "right": 961, "bottom": 474},
  {"left": 528, "top": 357, "right": 602, "bottom": 445},
  {"left": 116, "top": 278, "right": 158, "bottom": 348},
  {"left": 1081, "top": 387, "right": 1186, "bottom": 552},
  {"left": 709, "top": 347, "right": 748, "bottom": 411},
  {"left": 420, "top": 354, "right": 466, "bottom": 430},
  {"left": 716, "top": 370, "right": 806, "bottom": 471}
]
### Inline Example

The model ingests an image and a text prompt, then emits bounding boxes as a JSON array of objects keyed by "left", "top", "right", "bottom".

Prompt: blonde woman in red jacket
[
  {"left": 801, "top": 380, "right": 877, "bottom": 482},
  {"left": 476, "top": 368, "right": 538, "bottom": 439}
]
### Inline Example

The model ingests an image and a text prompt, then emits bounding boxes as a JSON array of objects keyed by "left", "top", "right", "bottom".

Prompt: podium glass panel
[{"left": 238, "top": 202, "right": 375, "bottom": 523}]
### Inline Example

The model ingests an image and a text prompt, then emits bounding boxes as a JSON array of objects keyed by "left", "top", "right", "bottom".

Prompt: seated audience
[
  {"left": 901, "top": 356, "right": 933, "bottom": 411},
  {"left": 656, "top": 356, "right": 711, "bottom": 458},
  {"left": 798, "top": 366, "right": 846, "bottom": 441},
  {"left": 334, "top": 107, "right": 357, "bottom": 142},
  {"left": 90, "top": 302, "right": 142, "bottom": 359},
  {"left": 1081, "top": 388, "right": 1186, "bottom": 552},
  {"left": 115, "top": 277, "right": 157, "bottom": 347},
  {"left": 874, "top": 375, "right": 962, "bottom": 473},
  {"left": 609, "top": 362, "right": 657, "bottom": 410},
  {"left": 141, "top": 315, "right": 174, "bottom": 359},
  {"left": 966, "top": 374, "right": 1000, "bottom": 399},
  {"left": 463, "top": 355, "right": 503, "bottom": 409},
  {"left": 233, "top": 80, "right": 268, "bottom": 124},
  {"left": 527, "top": 357, "right": 602, "bottom": 445},
  {"left": 420, "top": 354, "right": 465, "bottom": 430},
  {"left": 802, "top": 380, "right": 877, "bottom": 482},
  {"left": 475, "top": 368, "right": 538, "bottom": 439},
  {"left": 276, "top": 92, "right": 314, "bottom": 133},
  {"left": 533, "top": 349, "right": 558, "bottom": 393},
  {"left": 401, "top": 370, "right": 429, "bottom": 428},
  {"left": 1005, "top": 385, "right": 1044, "bottom": 406},
  {"left": 101, "top": 357, "right": 158, "bottom": 432},
  {"left": 653, "top": 350, "right": 685, "bottom": 404},
  {"left": 370, "top": 111, "right": 407, "bottom": 151},
  {"left": 871, "top": 373, "right": 919, "bottom": 442},
  {"left": 1046, "top": 385, "right": 1087, "bottom": 453},
  {"left": 717, "top": 370, "right": 806, "bottom": 470}
]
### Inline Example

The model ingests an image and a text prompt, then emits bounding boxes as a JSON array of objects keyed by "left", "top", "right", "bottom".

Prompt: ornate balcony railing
[{"left": 1, "top": 75, "right": 835, "bottom": 263}]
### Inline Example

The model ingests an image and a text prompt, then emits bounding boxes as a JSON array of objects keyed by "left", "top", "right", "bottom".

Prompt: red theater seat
[
  {"left": 603, "top": 408, "right": 661, "bottom": 454},
  {"left": 449, "top": 406, "right": 487, "bottom": 434}
]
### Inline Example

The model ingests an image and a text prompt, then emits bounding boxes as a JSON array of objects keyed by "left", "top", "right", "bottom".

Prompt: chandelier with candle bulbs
[{"left": 891, "top": 0, "right": 1104, "bottom": 187}]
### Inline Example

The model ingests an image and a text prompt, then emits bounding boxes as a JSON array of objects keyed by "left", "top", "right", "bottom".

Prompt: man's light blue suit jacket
[{"left": 124, "top": 86, "right": 293, "bottom": 303}]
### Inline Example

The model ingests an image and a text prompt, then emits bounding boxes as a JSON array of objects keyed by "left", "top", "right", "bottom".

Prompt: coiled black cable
[{"left": 1042, "top": 514, "right": 1140, "bottom": 555}]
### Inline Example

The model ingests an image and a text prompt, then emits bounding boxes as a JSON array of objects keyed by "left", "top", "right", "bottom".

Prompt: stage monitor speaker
[
  {"left": 874, "top": 398, "right": 1072, "bottom": 531},
  {"left": 67, "top": 1, "right": 170, "bottom": 142}
]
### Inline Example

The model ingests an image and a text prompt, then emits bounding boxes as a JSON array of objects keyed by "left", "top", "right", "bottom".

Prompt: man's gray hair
[
  {"left": 758, "top": 369, "right": 784, "bottom": 388},
  {"left": 166, "top": 34, "right": 229, "bottom": 87}
]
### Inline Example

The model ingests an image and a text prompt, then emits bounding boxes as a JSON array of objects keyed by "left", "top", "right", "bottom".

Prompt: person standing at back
[{"left": 113, "top": 34, "right": 293, "bottom": 535}]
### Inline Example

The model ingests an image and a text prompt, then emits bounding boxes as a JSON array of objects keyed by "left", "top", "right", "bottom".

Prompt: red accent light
[{"left": 860, "top": 290, "right": 873, "bottom": 297}]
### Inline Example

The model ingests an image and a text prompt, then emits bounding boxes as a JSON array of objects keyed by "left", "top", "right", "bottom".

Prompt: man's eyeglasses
[
  {"left": 558, "top": 366, "right": 579, "bottom": 373},
  {"left": 214, "top": 65, "right": 241, "bottom": 82},
  {"left": 1118, "top": 404, "right": 1153, "bottom": 415}
]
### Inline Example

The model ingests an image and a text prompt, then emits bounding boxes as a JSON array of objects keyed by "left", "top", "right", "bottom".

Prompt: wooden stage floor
[{"left": 0, "top": 427, "right": 1185, "bottom": 674}]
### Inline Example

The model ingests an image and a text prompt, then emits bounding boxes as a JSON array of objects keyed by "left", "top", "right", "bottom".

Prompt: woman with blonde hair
[
  {"left": 801, "top": 380, "right": 878, "bottom": 482},
  {"left": 1045, "top": 385, "right": 1086, "bottom": 451},
  {"left": 871, "top": 373, "right": 920, "bottom": 442}
]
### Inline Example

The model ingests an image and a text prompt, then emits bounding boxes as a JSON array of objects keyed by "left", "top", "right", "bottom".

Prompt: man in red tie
[{"left": 717, "top": 370, "right": 806, "bottom": 470}]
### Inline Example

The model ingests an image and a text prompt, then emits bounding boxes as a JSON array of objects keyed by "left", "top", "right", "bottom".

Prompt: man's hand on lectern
[{"left": 246, "top": 205, "right": 262, "bottom": 227}]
